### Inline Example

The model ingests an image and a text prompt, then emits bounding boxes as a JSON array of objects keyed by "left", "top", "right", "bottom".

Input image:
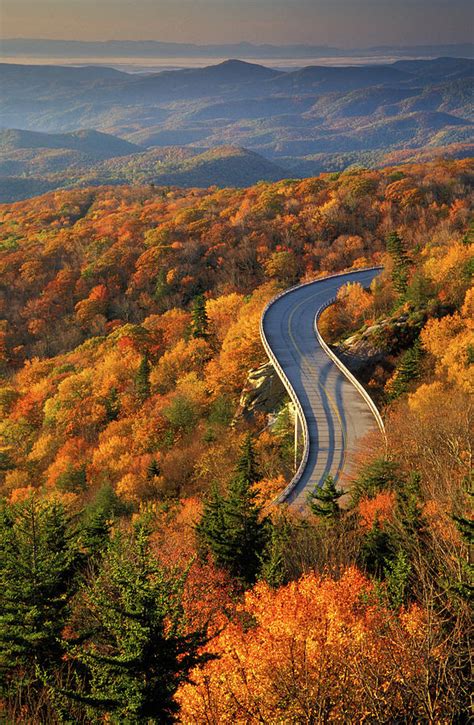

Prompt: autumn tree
[{"left": 177, "top": 567, "right": 466, "bottom": 723}]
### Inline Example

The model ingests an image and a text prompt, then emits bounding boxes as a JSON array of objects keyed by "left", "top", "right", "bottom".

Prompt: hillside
[
  {"left": 0, "top": 160, "right": 472, "bottom": 722},
  {"left": 0, "top": 128, "right": 142, "bottom": 156},
  {"left": 0, "top": 57, "right": 472, "bottom": 199},
  {"left": 0, "top": 143, "right": 289, "bottom": 202}
]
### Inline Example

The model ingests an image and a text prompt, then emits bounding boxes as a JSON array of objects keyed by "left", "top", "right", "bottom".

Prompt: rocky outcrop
[
  {"left": 236, "top": 361, "right": 286, "bottom": 421},
  {"left": 335, "top": 311, "right": 426, "bottom": 372}
]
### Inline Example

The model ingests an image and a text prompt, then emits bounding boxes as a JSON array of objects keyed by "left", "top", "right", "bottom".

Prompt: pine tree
[
  {"left": 259, "top": 515, "right": 291, "bottom": 588},
  {"left": 385, "top": 549, "right": 412, "bottom": 609},
  {"left": 350, "top": 457, "right": 400, "bottom": 506},
  {"left": 82, "top": 507, "right": 111, "bottom": 559},
  {"left": 104, "top": 386, "right": 120, "bottom": 422},
  {"left": 307, "top": 475, "right": 343, "bottom": 519},
  {"left": 359, "top": 517, "right": 394, "bottom": 579},
  {"left": 135, "top": 355, "right": 151, "bottom": 402},
  {"left": 386, "top": 231, "right": 410, "bottom": 296},
  {"left": 147, "top": 457, "right": 161, "bottom": 480},
  {"left": 197, "top": 435, "right": 268, "bottom": 585},
  {"left": 394, "top": 471, "right": 425, "bottom": 540},
  {"left": 0, "top": 497, "right": 78, "bottom": 716},
  {"left": 387, "top": 340, "right": 423, "bottom": 400},
  {"left": 196, "top": 483, "right": 226, "bottom": 560},
  {"left": 63, "top": 522, "right": 208, "bottom": 723},
  {"left": 191, "top": 294, "right": 209, "bottom": 339}
]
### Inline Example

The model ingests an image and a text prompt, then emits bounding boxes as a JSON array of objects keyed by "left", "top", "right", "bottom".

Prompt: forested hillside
[{"left": 0, "top": 159, "right": 472, "bottom": 722}]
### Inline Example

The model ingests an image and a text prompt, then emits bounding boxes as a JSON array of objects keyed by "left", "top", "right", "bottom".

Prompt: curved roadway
[{"left": 262, "top": 268, "right": 383, "bottom": 509}]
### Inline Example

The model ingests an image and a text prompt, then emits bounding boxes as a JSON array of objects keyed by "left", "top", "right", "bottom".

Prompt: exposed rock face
[
  {"left": 236, "top": 361, "right": 286, "bottom": 421},
  {"left": 335, "top": 312, "right": 425, "bottom": 372}
]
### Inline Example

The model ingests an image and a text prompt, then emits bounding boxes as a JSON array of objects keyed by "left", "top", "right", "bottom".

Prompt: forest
[{"left": 0, "top": 158, "right": 473, "bottom": 722}]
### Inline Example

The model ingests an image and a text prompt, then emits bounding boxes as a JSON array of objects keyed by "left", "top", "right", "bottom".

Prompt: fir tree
[
  {"left": 386, "top": 231, "right": 410, "bottom": 296},
  {"left": 191, "top": 294, "right": 209, "bottom": 339},
  {"left": 197, "top": 435, "right": 268, "bottom": 585},
  {"left": 394, "top": 471, "right": 425, "bottom": 540},
  {"left": 385, "top": 549, "right": 412, "bottom": 609},
  {"left": 104, "top": 386, "right": 120, "bottom": 422},
  {"left": 82, "top": 507, "right": 111, "bottom": 560},
  {"left": 56, "top": 462, "right": 87, "bottom": 493},
  {"left": 0, "top": 497, "right": 78, "bottom": 716},
  {"left": 359, "top": 517, "right": 394, "bottom": 579},
  {"left": 196, "top": 483, "right": 226, "bottom": 561},
  {"left": 307, "top": 475, "right": 343, "bottom": 519},
  {"left": 351, "top": 457, "right": 400, "bottom": 506},
  {"left": 387, "top": 340, "right": 423, "bottom": 400},
  {"left": 259, "top": 515, "right": 292, "bottom": 588},
  {"left": 135, "top": 355, "right": 151, "bottom": 402},
  {"left": 234, "top": 433, "right": 260, "bottom": 486},
  {"left": 63, "top": 522, "right": 209, "bottom": 723},
  {"left": 147, "top": 457, "right": 161, "bottom": 480}
]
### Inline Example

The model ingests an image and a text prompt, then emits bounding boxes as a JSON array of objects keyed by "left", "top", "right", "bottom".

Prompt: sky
[{"left": 1, "top": 0, "right": 473, "bottom": 47}]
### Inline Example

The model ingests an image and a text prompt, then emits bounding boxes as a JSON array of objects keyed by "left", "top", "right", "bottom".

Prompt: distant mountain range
[
  {"left": 0, "top": 57, "right": 472, "bottom": 201},
  {"left": 2, "top": 38, "right": 474, "bottom": 59}
]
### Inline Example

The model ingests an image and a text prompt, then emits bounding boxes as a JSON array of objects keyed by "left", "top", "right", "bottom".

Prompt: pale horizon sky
[{"left": 1, "top": 0, "right": 473, "bottom": 48}]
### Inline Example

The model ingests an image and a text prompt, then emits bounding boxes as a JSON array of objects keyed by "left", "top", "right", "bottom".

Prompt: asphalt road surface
[{"left": 262, "top": 268, "right": 383, "bottom": 509}]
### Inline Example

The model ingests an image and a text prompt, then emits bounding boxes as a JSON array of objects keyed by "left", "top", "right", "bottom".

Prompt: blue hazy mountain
[{"left": 0, "top": 57, "right": 472, "bottom": 201}]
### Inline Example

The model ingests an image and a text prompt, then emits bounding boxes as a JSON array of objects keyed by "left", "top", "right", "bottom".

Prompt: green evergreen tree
[
  {"left": 82, "top": 507, "right": 111, "bottom": 560},
  {"left": 56, "top": 462, "right": 87, "bottom": 493},
  {"left": 259, "top": 515, "right": 291, "bottom": 588},
  {"left": 386, "top": 231, "right": 410, "bottom": 296},
  {"left": 461, "top": 220, "right": 474, "bottom": 246},
  {"left": 307, "top": 475, "right": 343, "bottom": 519},
  {"left": 359, "top": 517, "right": 394, "bottom": 579},
  {"left": 388, "top": 340, "right": 423, "bottom": 400},
  {"left": 405, "top": 272, "right": 433, "bottom": 310},
  {"left": 234, "top": 433, "right": 260, "bottom": 485},
  {"left": 63, "top": 522, "right": 208, "bottom": 724},
  {"left": 135, "top": 355, "right": 151, "bottom": 402},
  {"left": 197, "top": 435, "right": 268, "bottom": 585},
  {"left": 196, "top": 483, "right": 226, "bottom": 561},
  {"left": 394, "top": 471, "right": 425, "bottom": 540},
  {"left": 104, "top": 386, "right": 120, "bottom": 422},
  {"left": 191, "top": 294, "right": 209, "bottom": 339},
  {"left": 350, "top": 457, "right": 400, "bottom": 506},
  {"left": 0, "top": 497, "right": 78, "bottom": 717},
  {"left": 147, "top": 457, "right": 161, "bottom": 480},
  {"left": 385, "top": 549, "right": 412, "bottom": 609}
]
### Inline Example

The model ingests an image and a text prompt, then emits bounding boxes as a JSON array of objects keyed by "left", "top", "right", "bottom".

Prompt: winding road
[{"left": 261, "top": 268, "right": 384, "bottom": 509}]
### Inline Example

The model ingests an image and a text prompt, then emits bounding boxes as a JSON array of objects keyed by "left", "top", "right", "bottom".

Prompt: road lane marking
[{"left": 286, "top": 289, "right": 348, "bottom": 488}]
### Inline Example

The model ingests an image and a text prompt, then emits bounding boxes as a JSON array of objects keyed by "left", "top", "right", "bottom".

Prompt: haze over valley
[{"left": 1, "top": 55, "right": 473, "bottom": 201}]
